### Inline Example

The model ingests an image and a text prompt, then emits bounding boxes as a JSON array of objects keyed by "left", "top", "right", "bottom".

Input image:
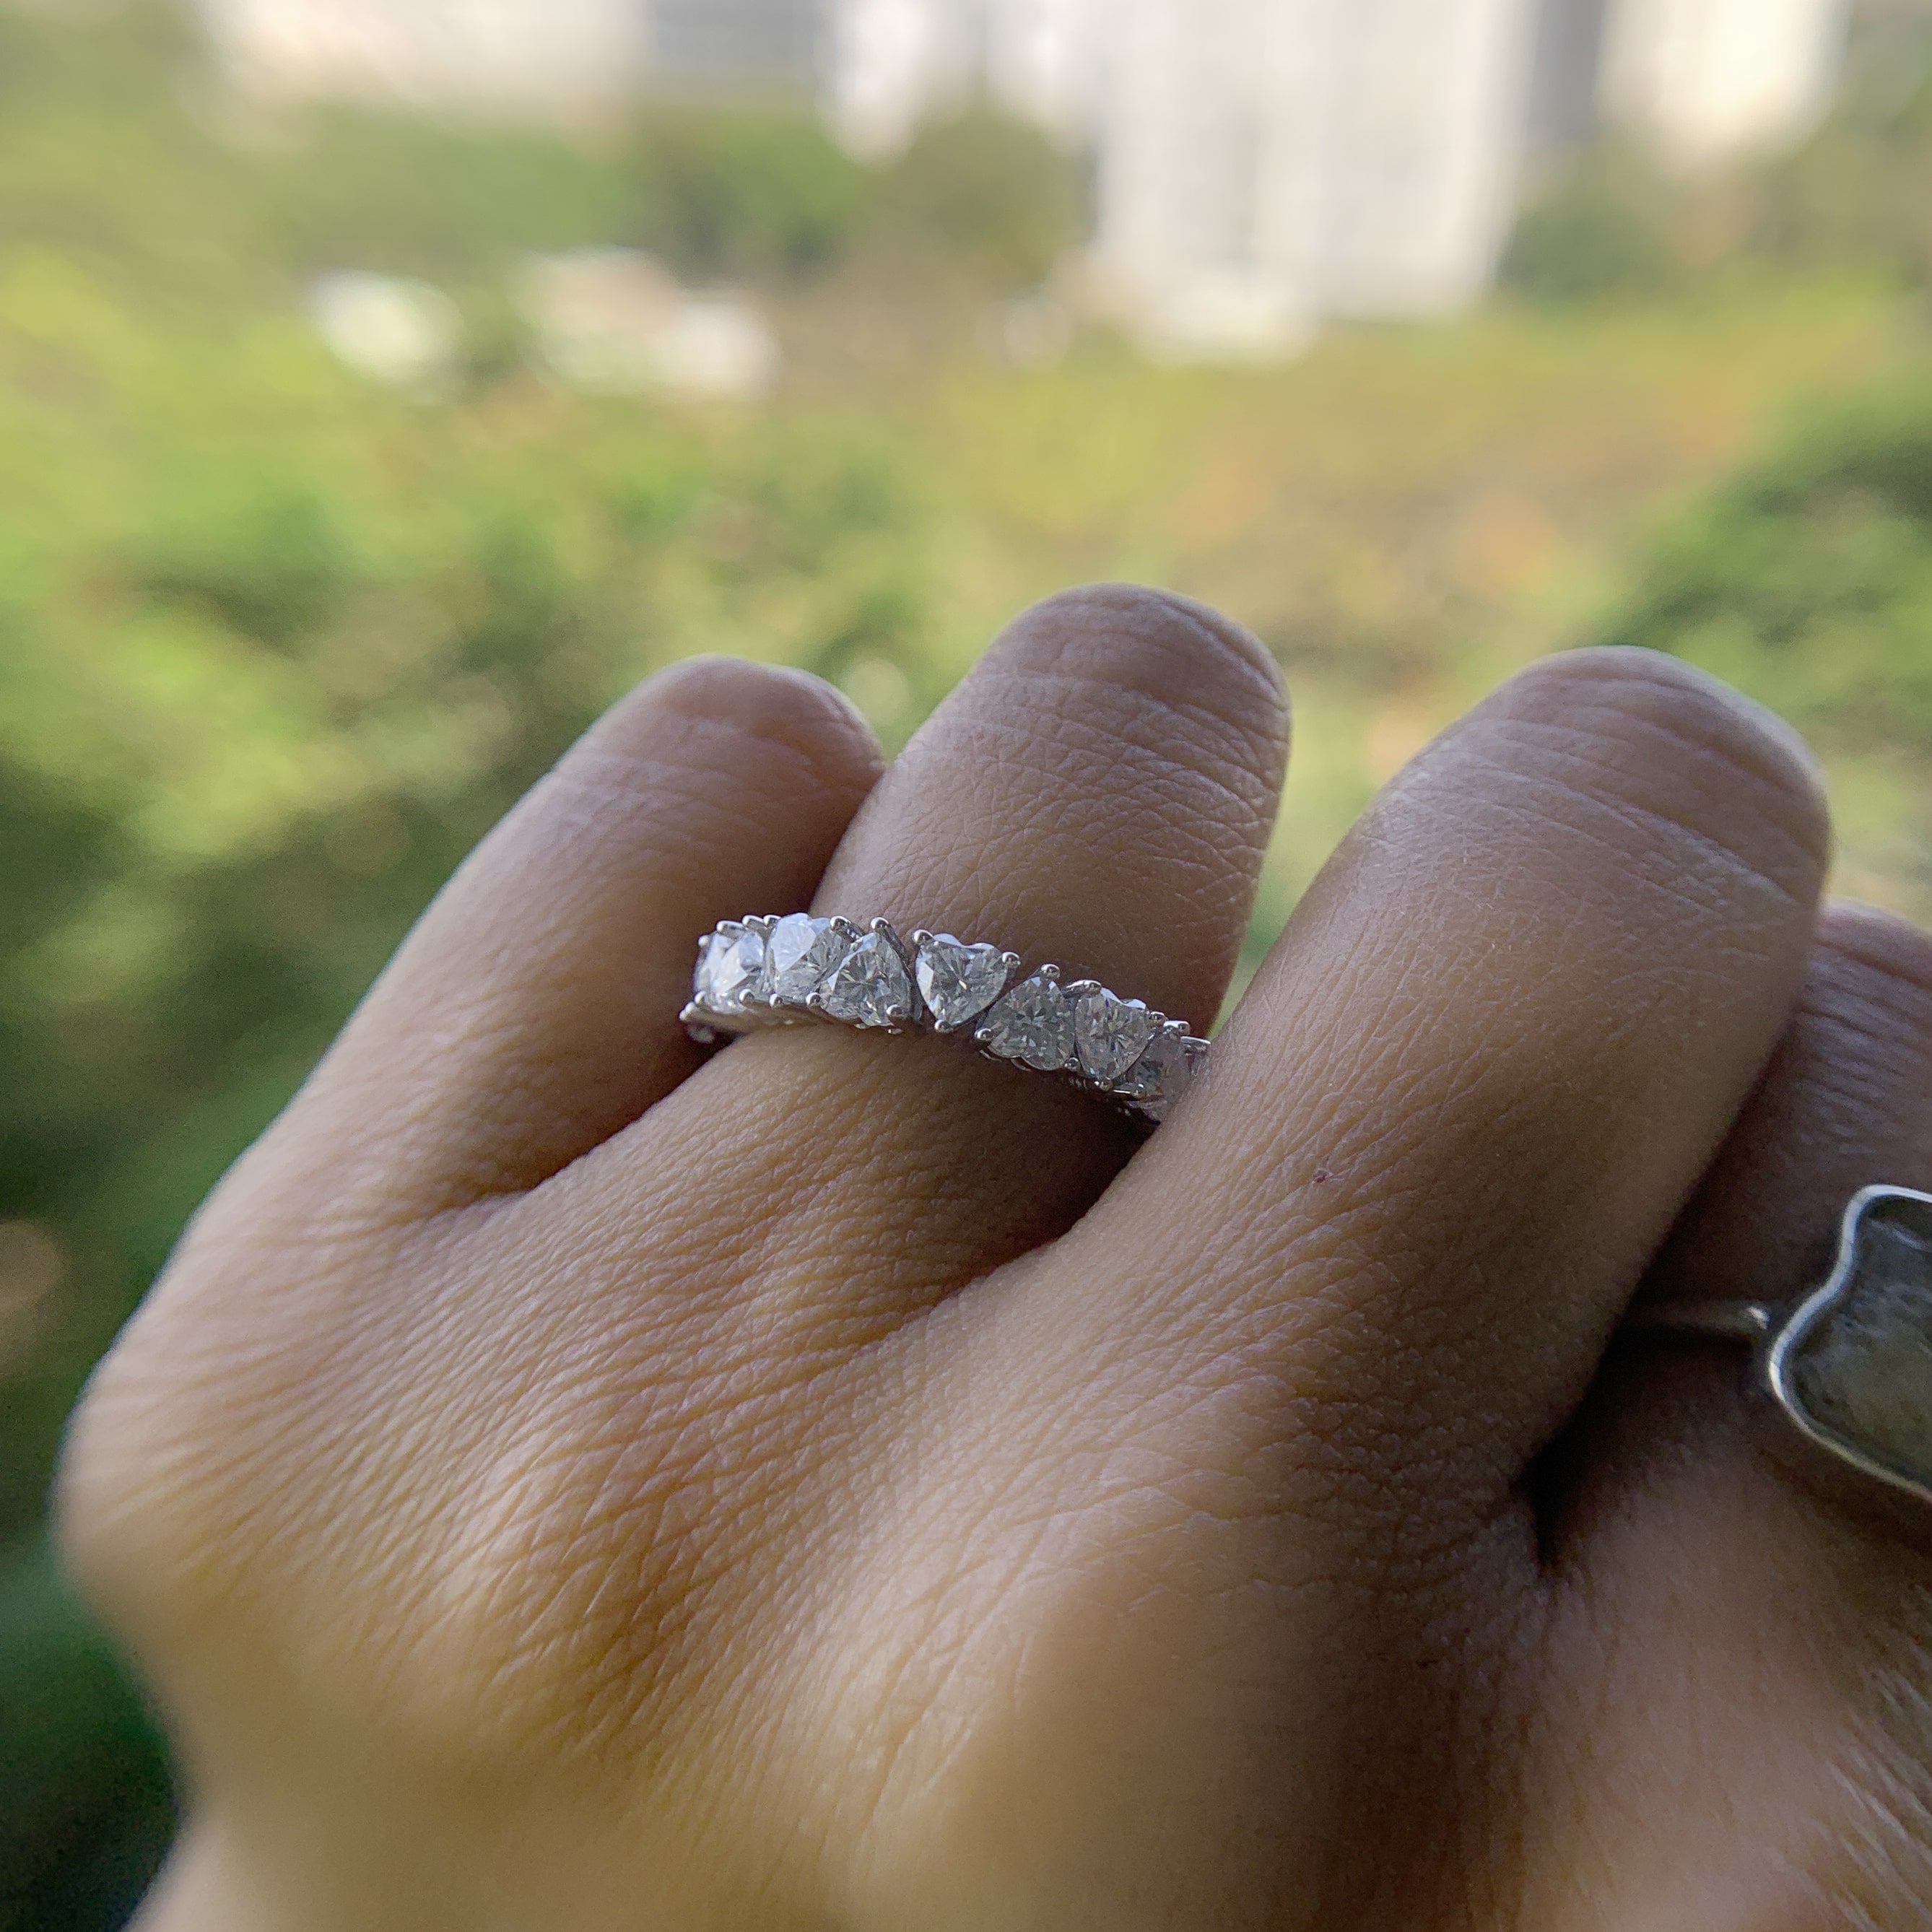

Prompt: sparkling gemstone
[
  {"left": 760, "top": 913, "right": 848, "bottom": 1005},
  {"left": 976, "top": 973, "right": 1074, "bottom": 1071},
  {"left": 697, "top": 926, "right": 765, "bottom": 1014},
  {"left": 819, "top": 931, "right": 914, "bottom": 1029},
  {"left": 1116, "top": 1035, "right": 1165, "bottom": 1099},
  {"left": 1074, "top": 987, "right": 1157, "bottom": 1083},
  {"left": 915, "top": 934, "right": 1012, "bottom": 1031},
  {"left": 1118, "top": 1027, "right": 1206, "bottom": 1120}
]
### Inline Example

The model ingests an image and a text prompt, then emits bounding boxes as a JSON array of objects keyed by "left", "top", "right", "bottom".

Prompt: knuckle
[
  {"left": 1476, "top": 647, "right": 1831, "bottom": 902},
  {"left": 55, "top": 1196, "right": 399, "bottom": 1654},
  {"left": 988, "top": 582, "right": 1289, "bottom": 793},
  {"left": 59, "top": 1152, "right": 818, "bottom": 1770},
  {"left": 1814, "top": 901, "right": 1932, "bottom": 1015},
  {"left": 593, "top": 657, "right": 883, "bottom": 798},
  {"left": 1518, "top": 648, "right": 1823, "bottom": 824}
]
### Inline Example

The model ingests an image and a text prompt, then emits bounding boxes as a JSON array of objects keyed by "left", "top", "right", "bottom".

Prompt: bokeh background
[{"left": 6, "top": 0, "right": 1932, "bottom": 1923}]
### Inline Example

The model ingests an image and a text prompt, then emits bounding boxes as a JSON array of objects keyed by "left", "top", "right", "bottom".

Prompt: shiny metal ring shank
[{"left": 682, "top": 913, "right": 1209, "bottom": 1124}]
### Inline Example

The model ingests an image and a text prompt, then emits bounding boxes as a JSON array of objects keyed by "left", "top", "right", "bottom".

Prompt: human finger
[
  {"left": 1055, "top": 648, "right": 1830, "bottom": 1522},
  {"left": 269, "top": 658, "right": 882, "bottom": 1216},
  {"left": 1556, "top": 900, "right": 1932, "bottom": 1561},
  {"left": 1564, "top": 902, "right": 1932, "bottom": 1546},
  {"left": 1644, "top": 902, "right": 1932, "bottom": 1315},
  {"left": 811, "top": 584, "right": 1285, "bottom": 1032},
  {"left": 552, "top": 583, "right": 1289, "bottom": 1321},
  {"left": 1526, "top": 904, "right": 1932, "bottom": 1925}
]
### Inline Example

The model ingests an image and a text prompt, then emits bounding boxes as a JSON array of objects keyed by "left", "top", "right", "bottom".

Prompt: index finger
[{"left": 1056, "top": 649, "right": 1831, "bottom": 1517}]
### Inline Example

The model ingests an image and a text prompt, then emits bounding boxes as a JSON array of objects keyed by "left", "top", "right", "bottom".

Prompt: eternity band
[{"left": 682, "top": 914, "right": 1209, "bottom": 1123}]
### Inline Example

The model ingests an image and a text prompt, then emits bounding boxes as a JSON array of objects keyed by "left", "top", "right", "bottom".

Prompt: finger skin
[
  {"left": 53, "top": 638, "right": 1866, "bottom": 1932},
  {"left": 62, "top": 588, "right": 1297, "bottom": 1932},
  {"left": 786, "top": 647, "right": 1835, "bottom": 1928},
  {"left": 1060, "top": 647, "right": 1829, "bottom": 1515},
  {"left": 1648, "top": 902, "right": 1932, "bottom": 1309},
  {"left": 1529, "top": 905, "right": 1932, "bottom": 1928},
  {"left": 268, "top": 658, "right": 883, "bottom": 1214},
  {"left": 66, "top": 583, "right": 1290, "bottom": 1679},
  {"left": 814, "top": 582, "right": 1288, "bottom": 1030},
  {"left": 538, "top": 583, "right": 1290, "bottom": 1327}
]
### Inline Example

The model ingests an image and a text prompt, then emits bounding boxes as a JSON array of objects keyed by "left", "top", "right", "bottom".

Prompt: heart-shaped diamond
[
  {"left": 818, "top": 931, "right": 915, "bottom": 1030},
  {"left": 696, "top": 926, "right": 765, "bottom": 1014},
  {"left": 1073, "top": 987, "right": 1157, "bottom": 1083},
  {"left": 976, "top": 973, "right": 1074, "bottom": 1071},
  {"left": 760, "top": 913, "right": 848, "bottom": 1006},
  {"left": 914, "top": 934, "right": 1014, "bottom": 1032},
  {"left": 1116, "top": 1025, "right": 1208, "bottom": 1121}
]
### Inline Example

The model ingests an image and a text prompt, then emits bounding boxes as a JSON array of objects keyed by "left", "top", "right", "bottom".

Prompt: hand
[{"left": 61, "top": 588, "right": 1932, "bottom": 1928}]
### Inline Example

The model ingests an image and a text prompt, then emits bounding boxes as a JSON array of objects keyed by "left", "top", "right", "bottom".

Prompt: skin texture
[{"left": 56, "top": 586, "right": 1932, "bottom": 1930}]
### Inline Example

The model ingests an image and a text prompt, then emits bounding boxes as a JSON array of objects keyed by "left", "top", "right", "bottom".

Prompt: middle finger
[
  {"left": 547, "top": 583, "right": 1289, "bottom": 1321},
  {"left": 1061, "top": 648, "right": 1832, "bottom": 1523}
]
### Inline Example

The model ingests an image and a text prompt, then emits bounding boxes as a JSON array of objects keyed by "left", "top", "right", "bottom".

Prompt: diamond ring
[
  {"left": 682, "top": 914, "right": 1210, "bottom": 1123},
  {"left": 1628, "top": 1185, "right": 1932, "bottom": 1515}
]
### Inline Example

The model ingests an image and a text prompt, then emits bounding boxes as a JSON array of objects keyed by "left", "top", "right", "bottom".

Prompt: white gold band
[{"left": 682, "top": 913, "right": 1209, "bottom": 1123}]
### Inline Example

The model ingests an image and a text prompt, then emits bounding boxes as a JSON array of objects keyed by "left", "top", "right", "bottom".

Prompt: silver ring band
[
  {"left": 682, "top": 913, "right": 1209, "bottom": 1123},
  {"left": 1621, "top": 1299, "right": 1774, "bottom": 1341}
]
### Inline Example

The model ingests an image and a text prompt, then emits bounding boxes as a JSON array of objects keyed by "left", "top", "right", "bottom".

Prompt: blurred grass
[
  {"left": 5, "top": 4, "right": 1932, "bottom": 1925},
  {"left": 897, "top": 282, "right": 1925, "bottom": 968},
  {"left": 0, "top": 1546, "right": 171, "bottom": 1932}
]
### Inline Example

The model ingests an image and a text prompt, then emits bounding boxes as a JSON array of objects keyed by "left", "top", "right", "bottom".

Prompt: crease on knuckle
[
  {"left": 1470, "top": 699, "right": 1821, "bottom": 917},
  {"left": 1814, "top": 904, "right": 1932, "bottom": 1017},
  {"left": 976, "top": 660, "right": 1284, "bottom": 814}
]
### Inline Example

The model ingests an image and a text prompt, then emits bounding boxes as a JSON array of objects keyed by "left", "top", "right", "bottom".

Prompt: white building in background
[
  {"left": 201, "top": 0, "right": 830, "bottom": 113},
  {"left": 1315, "top": 0, "right": 1544, "bottom": 317},
  {"left": 1088, "top": 0, "right": 1543, "bottom": 354},
  {"left": 196, "top": 0, "right": 643, "bottom": 113},
  {"left": 828, "top": 0, "right": 980, "bottom": 154},
  {"left": 199, "top": 0, "right": 1862, "bottom": 360},
  {"left": 1602, "top": 0, "right": 1853, "bottom": 162},
  {"left": 1523, "top": 0, "right": 1611, "bottom": 160},
  {"left": 981, "top": 0, "right": 1102, "bottom": 138},
  {"left": 644, "top": 0, "right": 824, "bottom": 95},
  {"left": 825, "top": 0, "right": 1097, "bottom": 153},
  {"left": 824, "top": 0, "right": 1598, "bottom": 352},
  {"left": 1087, "top": 0, "right": 1328, "bottom": 352},
  {"left": 1069, "top": 0, "right": 1853, "bottom": 353}
]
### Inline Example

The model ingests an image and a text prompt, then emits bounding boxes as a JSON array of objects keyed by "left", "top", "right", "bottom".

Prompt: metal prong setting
[{"left": 682, "top": 913, "right": 1208, "bottom": 1123}]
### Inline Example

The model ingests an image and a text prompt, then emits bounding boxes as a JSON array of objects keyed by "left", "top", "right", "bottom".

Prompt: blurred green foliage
[
  {"left": 879, "top": 108, "right": 1087, "bottom": 290},
  {"left": 0, "top": 3, "right": 258, "bottom": 299},
  {"left": 1751, "top": 21, "right": 1932, "bottom": 287},
  {"left": 254, "top": 110, "right": 630, "bottom": 285},
  {"left": 0, "top": 1548, "right": 170, "bottom": 1932},
  {"left": 1500, "top": 152, "right": 1677, "bottom": 305},
  {"left": 0, "top": 1, "right": 1077, "bottom": 303},
  {"left": 1601, "top": 374, "right": 1932, "bottom": 743},
  {"left": 1505, "top": 22, "right": 1932, "bottom": 310},
  {"left": 626, "top": 105, "right": 871, "bottom": 280},
  {"left": 1, "top": 4, "right": 1930, "bottom": 1928},
  {"left": 0, "top": 14, "right": 952, "bottom": 1922}
]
